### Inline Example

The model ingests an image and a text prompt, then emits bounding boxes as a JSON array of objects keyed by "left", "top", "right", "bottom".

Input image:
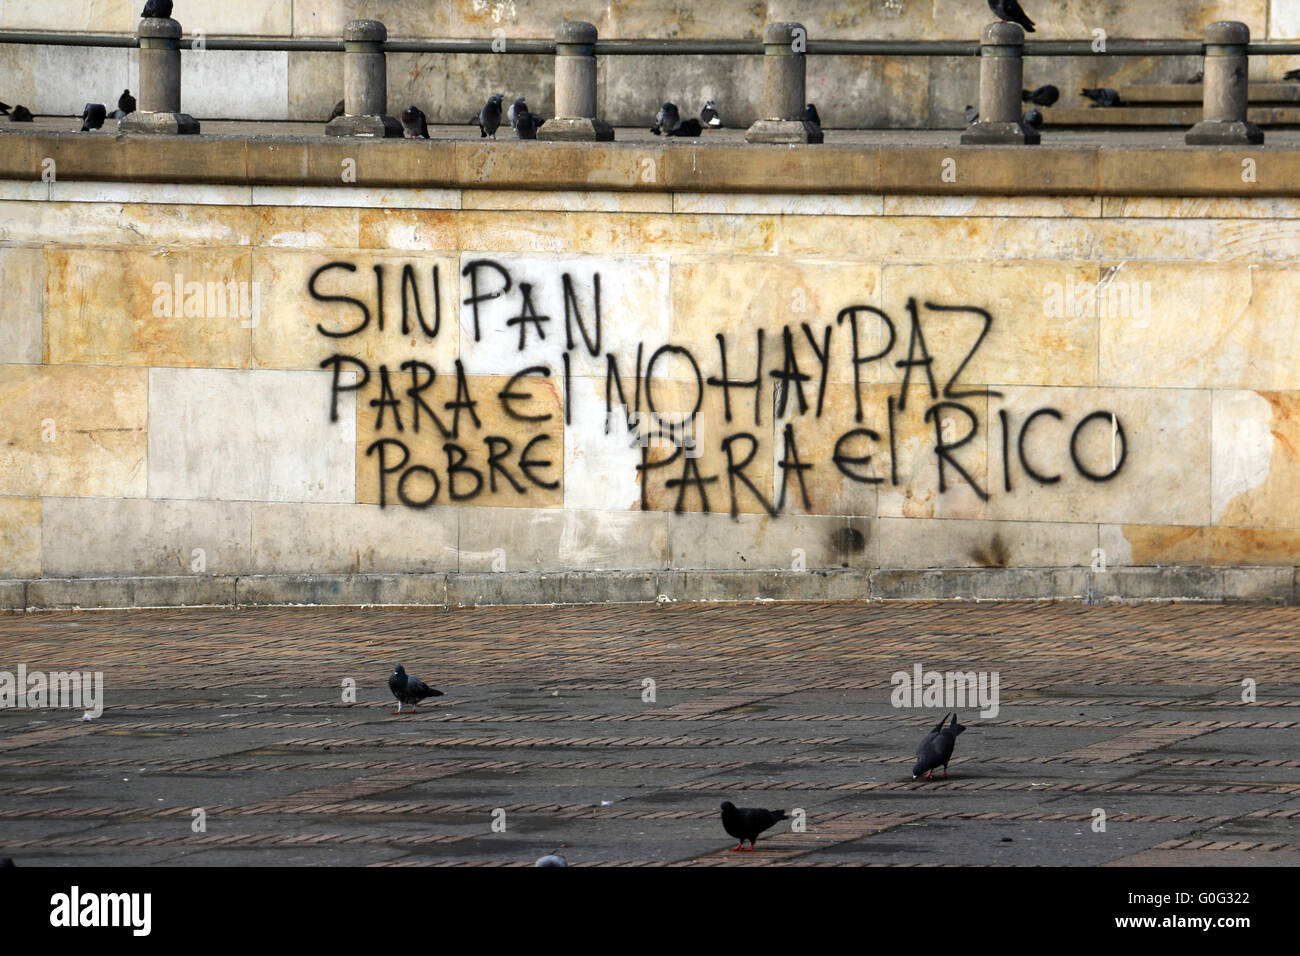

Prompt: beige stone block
[
  {"left": 1103, "top": 197, "right": 1300, "bottom": 219},
  {"left": 177, "top": 0, "right": 293, "bottom": 36},
  {"left": 673, "top": 194, "right": 884, "bottom": 217},
  {"left": 45, "top": 247, "right": 253, "bottom": 368},
  {"left": 464, "top": 191, "right": 672, "bottom": 214},
  {"left": 356, "top": 373, "right": 564, "bottom": 511},
  {"left": 294, "top": 1, "right": 450, "bottom": 37},
  {"left": 0, "top": 203, "right": 256, "bottom": 248},
  {"left": 41, "top": 497, "right": 252, "bottom": 577},
  {"left": 0, "top": 246, "right": 43, "bottom": 364},
  {"left": 670, "top": 258, "right": 883, "bottom": 387},
  {"left": 149, "top": 368, "right": 356, "bottom": 503},
  {"left": 1099, "top": 263, "right": 1300, "bottom": 390},
  {"left": 287, "top": 49, "right": 345, "bottom": 122},
  {"left": 876, "top": 517, "right": 1099, "bottom": 570},
  {"left": 986, "top": 386, "right": 1211, "bottom": 527},
  {"left": 884, "top": 196, "right": 1102, "bottom": 219},
  {"left": 458, "top": 508, "right": 667, "bottom": 572},
  {"left": 252, "top": 501, "right": 459, "bottom": 573},
  {"left": 879, "top": 262, "right": 1100, "bottom": 388},
  {"left": 1102, "top": 524, "right": 1300, "bottom": 567},
  {"left": 449, "top": 1, "right": 611, "bottom": 36},
  {"left": 1, "top": 0, "right": 137, "bottom": 33},
  {"left": 249, "top": 205, "right": 360, "bottom": 249},
  {"left": 777, "top": 216, "right": 1216, "bottom": 264},
  {"left": 0, "top": 497, "right": 41, "bottom": 578},
  {"left": 668, "top": 511, "right": 873, "bottom": 571},
  {"left": 0, "top": 365, "right": 147, "bottom": 498},
  {"left": 359, "top": 209, "right": 774, "bottom": 257},
  {"left": 866, "top": 385, "right": 990, "bottom": 521},
  {"left": 1212, "top": 390, "right": 1300, "bottom": 530},
  {"left": 637, "top": 377, "right": 777, "bottom": 516},
  {"left": 252, "top": 251, "right": 460, "bottom": 371}
]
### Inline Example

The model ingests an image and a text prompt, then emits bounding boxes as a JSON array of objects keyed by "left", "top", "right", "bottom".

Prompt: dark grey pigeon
[
  {"left": 964, "top": 105, "right": 979, "bottom": 125},
  {"left": 400, "top": 105, "right": 429, "bottom": 139},
  {"left": 475, "top": 94, "right": 503, "bottom": 138},
  {"left": 0, "top": 858, "right": 14, "bottom": 867},
  {"left": 328, "top": 99, "right": 345, "bottom": 121},
  {"left": 1081, "top": 87, "right": 1122, "bottom": 107},
  {"left": 388, "top": 664, "right": 443, "bottom": 714},
  {"left": 10, "top": 105, "right": 33, "bottom": 123},
  {"left": 720, "top": 801, "right": 786, "bottom": 852},
  {"left": 802, "top": 103, "right": 821, "bottom": 128},
  {"left": 652, "top": 101, "right": 680, "bottom": 136},
  {"left": 514, "top": 111, "right": 545, "bottom": 139},
  {"left": 508, "top": 97, "right": 528, "bottom": 130},
  {"left": 1021, "top": 84, "right": 1059, "bottom": 107},
  {"left": 912, "top": 712, "right": 967, "bottom": 780},
  {"left": 700, "top": 100, "right": 722, "bottom": 129},
  {"left": 989, "top": 0, "right": 1035, "bottom": 32},
  {"left": 1286, "top": 68, "right": 1300, "bottom": 82},
  {"left": 118, "top": 90, "right": 136, "bottom": 116},
  {"left": 669, "top": 117, "right": 703, "bottom": 137},
  {"left": 534, "top": 854, "right": 567, "bottom": 867},
  {"left": 80, "top": 103, "right": 106, "bottom": 132},
  {"left": 1022, "top": 108, "right": 1043, "bottom": 131},
  {"left": 0, "top": 102, "right": 10, "bottom": 116},
  {"left": 141, "top": 0, "right": 173, "bottom": 18}
]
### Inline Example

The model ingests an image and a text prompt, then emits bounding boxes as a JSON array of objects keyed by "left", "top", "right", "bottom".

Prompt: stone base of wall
[{"left": 3, "top": 567, "right": 1295, "bottom": 612}]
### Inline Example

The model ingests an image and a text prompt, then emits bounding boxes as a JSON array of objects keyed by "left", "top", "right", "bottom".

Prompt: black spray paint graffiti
[{"left": 310, "top": 259, "right": 1128, "bottom": 513}]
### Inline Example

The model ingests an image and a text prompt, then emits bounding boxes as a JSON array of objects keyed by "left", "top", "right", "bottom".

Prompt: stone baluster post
[
  {"left": 538, "top": 21, "right": 614, "bottom": 140},
  {"left": 961, "top": 22, "right": 1037, "bottom": 145},
  {"left": 746, "top": 22, "right": 822, "bottom": 144},
  {"left": 1186, "top": 21, "right": 1263, "bottom": 145},
  {"left": 326, "top": 19, "right": 402, "bottom": 138},
  {"left": 120, "top": 15, "right": 199, "bottom": 134}
]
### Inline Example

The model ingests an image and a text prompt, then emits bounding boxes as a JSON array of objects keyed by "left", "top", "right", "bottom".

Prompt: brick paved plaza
[{"left": 0, "top": 601, "right": 1297, "bottom": 867}]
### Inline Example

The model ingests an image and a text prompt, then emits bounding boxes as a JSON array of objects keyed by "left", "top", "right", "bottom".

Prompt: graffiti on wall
[{"left": 309, "top": 258, "right": 1128, "bottom": 514}]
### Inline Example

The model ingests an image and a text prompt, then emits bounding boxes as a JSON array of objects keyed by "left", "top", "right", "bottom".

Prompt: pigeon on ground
[
  {"left": 141, "top": 0, "right": 173, "bottom": 18},
  {"left": 0, "top": 102, "right": 9, "bottom": 116},
  {"left": 912, "top": 712, "right": 967, "bottom": 780},
  {"left": 651, "top": 101, "right": 681, "bottom": 136},
  {"left": 1021, "top": 84, "right": 1059, "bottom": 107},
  {"left": 9, "top": 106, "right": 33, "bottom": 123},
  {"left": 700, "top": 100, "right": 722, "bottom": 129},
  {"left": 0, "top": 858, "right": 14, "bottom": 867},
  {"left": 720, "top": 801, "right": 786, "bottom": 852},
  {"left": 328, "top": 99, "right": 345, "bottom": 121},
  {"left": 989, "top": 0, "right": 1035, "bottom": 32},
  {"left": 80, "top": 103, "right": 106, "bottom": 132},
  {"left": 668, "top": 117, "right": 703, "bottom": 137},
  {"left": 514, "top": 110, "right": 545, "bottom": 139},
  {"left": 508, "top": 97, "right": 528, "bottom": 130},
  {"left": 534, "top": 854, "right": 567, "bottom": 867},
  {"left": 388, "top": 664, "right": 443, "bottom": 714},
  {"left": 1081, "top": 87, "right": 1122, "bottom": 107},
  {"left": 803, "top": 103, "right": 821, "bottom": 128},
  {"left": 1285, "top": 68, "right": 1300, "bottom": 82},
  {"left": 400, "top": 105, "right": 429, "bottom": 139},
  {"left": 963, "top": 105, "right": 980, "bottom": 125},
  {"left": 474, "top": 94, "right": 504, "bottom": 138},
  {"left": 1022, "top": 108, "right": 1043, "bottom": 132}
]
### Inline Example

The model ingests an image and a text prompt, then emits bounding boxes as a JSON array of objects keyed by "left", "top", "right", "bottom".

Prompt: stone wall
[
  {"left": 2, "top": 2, "right": 1299, "bottom": 127},
  {"left": 1, "top": 144, "right": 1298, "bottom": 608}
]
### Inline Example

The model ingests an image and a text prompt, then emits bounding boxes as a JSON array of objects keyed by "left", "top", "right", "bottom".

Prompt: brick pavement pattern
[{"left": 0, "top": 602, "right": 1297, "bottom": 866}]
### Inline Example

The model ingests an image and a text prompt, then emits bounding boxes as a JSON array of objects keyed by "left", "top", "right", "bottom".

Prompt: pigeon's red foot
[
  {"left": 744, "top": 845, "right": 755, "bottom": 852},
  {"left": 923, "top": 771, "right": 933, "bottom": 780},
  {"left": 941, "top": 769, "right": 949, "bottom": 779},
  {"left": 731, "top": 844, "right": 744, "bottom": 852}
]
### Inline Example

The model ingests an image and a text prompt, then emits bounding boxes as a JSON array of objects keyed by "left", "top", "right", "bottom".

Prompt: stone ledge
[
  {"left": 5, "top": 567, "right": 1295, "bottom": 610},
  {"left": 3, "top": 130, "right": 1300, "bottom": 196}
]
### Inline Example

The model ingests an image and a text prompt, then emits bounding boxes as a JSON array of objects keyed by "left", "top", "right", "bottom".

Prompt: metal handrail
[{"left": 5, "top": 30, "right": 1300, "bottom": 56}]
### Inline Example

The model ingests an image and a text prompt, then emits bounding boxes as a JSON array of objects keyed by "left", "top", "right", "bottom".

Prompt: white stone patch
[
  {"left": 134, "top": 50, "right": 289, "bottom": 121},
  {"left": 250, "top": 186, "right": 462, "bottom": 210},
  {"left": 1212, "top": 390, "right": 1275, "bottom": 524},
  {"left": 458, "top": 254, "right": 670, "bottom": 379},
  {"left": 148, "top": 367, "right": 356, "bottom": 503},
  {"left": 563, "top": 376, "right": 643, "bottom": 512},
  {"left": 1271, "top": 1, "right": 1300, "bottom": 39},
  {"left": 2, "top": 44, "right": 129, "bottom": 117},
  {"left": 672, "top": 193, "right": 886, "bottom": 216},
  {"left": 49, "top": 182, "right": 254, "bottom": 206}
]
